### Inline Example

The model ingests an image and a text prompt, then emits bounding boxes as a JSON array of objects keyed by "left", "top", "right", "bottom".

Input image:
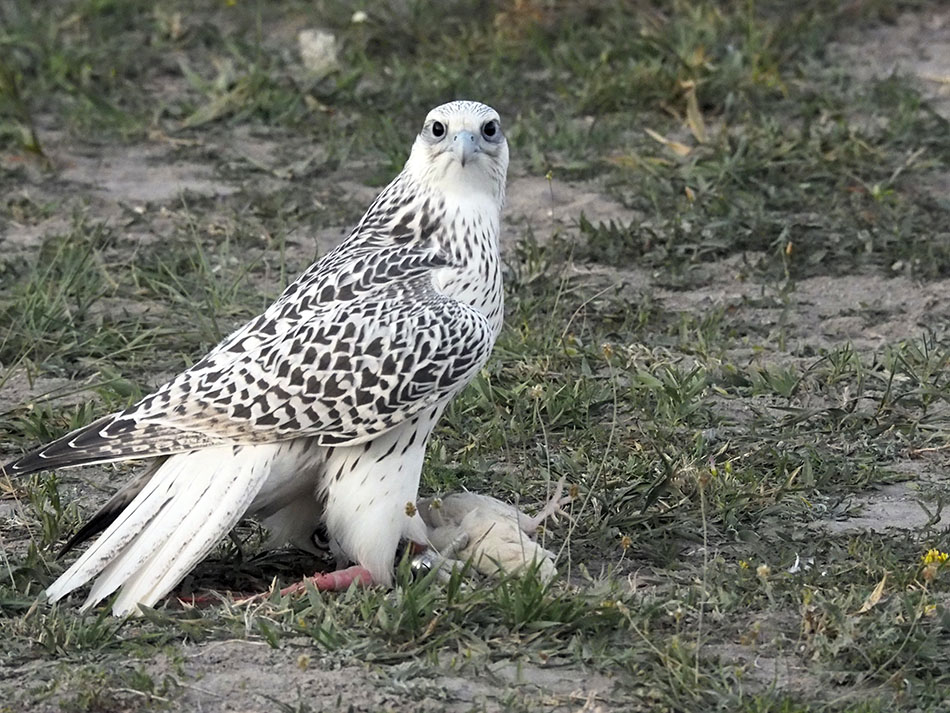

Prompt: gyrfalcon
[{"left": 4, "top": 100, "right": 509, "bottom": 615}]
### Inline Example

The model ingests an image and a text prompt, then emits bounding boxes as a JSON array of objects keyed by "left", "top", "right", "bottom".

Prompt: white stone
[{"left": 297, "top": 28, "right": 339, "bottom": 78}]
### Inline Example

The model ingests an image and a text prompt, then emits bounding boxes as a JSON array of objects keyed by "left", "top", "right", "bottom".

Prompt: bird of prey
[{"left": 4, "top": 100, "right": 509, "bottom": 615}]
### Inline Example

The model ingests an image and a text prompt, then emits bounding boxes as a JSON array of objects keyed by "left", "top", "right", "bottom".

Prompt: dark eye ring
[
  {"left": 431, "top": 121, "right": 446, "bottom": 139},
  {"left": 481, "top": 120, "right": 500, "bottom": 140}
]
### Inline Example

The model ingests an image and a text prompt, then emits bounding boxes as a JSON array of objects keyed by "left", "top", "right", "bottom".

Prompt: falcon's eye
[
  {"left": 430, "top": 121, "right": 446, "bottom": 139},
  {"left": 481, "top": 120, "right": 501, "bottom": 141}
]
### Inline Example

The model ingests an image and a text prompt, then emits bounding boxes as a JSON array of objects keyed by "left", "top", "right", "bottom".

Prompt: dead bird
[{"left": 414, "top": 479, "right": 574, "bottom": 582}]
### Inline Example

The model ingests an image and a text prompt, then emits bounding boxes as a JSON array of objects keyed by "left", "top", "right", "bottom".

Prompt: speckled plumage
[{"left": 4, "top": 100, "right": 509, "bottom": 614}]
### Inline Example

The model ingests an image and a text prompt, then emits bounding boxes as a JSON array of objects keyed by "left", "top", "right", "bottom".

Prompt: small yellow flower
[
  {"left": 738, "top": 560, "right": 750, "bottom": 569},
  {"left": 620, "top": 535, "right": 632, "bottom": 551},
  {"left": 563, "top": 334, "right": 581, "bottom": 357},
  {"left": 922, "top": 548, "right": 949, "bottom": 565}
]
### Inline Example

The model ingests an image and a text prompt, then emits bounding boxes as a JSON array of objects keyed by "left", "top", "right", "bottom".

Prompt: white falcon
[{"left": 4, "top": 100, "right": 509, "bottom": 615}]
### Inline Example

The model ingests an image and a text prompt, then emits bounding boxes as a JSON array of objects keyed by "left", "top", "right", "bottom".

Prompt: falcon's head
[{"left": 405, "top": 100, "right": 509, "bottom": 204}]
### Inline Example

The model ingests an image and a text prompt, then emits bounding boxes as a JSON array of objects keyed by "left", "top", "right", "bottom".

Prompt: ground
[{"left": 1, "top": 1, "right": 950, "bottom": 711}]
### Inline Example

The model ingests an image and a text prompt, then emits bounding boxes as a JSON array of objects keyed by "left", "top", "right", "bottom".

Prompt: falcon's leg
[
  {"left": 248, "top": 437, "right": 327, "bottom": 555},
  {"left": 320, "top": 406, "right": 443, "bottom": 586}
]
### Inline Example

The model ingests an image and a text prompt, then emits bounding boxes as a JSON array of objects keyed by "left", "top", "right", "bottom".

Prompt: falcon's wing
[
  {"left": 5, "top": 273, "right": 493, "bottom": 476},
  {"left": 140, "top": 275, "right": 493, "bottom": 446}
]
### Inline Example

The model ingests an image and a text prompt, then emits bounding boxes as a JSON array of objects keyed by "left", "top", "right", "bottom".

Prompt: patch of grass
[{"left": 0, "top": 220, "right": 116, "bottom": 367}]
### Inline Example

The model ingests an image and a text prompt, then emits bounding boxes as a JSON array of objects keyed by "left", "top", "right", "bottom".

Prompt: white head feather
[{"left": 404, "top": 100, "right": 509, "bottom": 205}]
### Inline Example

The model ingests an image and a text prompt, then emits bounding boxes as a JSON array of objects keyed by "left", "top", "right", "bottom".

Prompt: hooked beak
[{"left": 451, "top": 130, "right": 479, "bottom": 166}]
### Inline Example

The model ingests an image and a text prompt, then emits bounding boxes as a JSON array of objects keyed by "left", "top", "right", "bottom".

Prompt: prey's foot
[{"left": 520, "top": 476, "right": 575, "bottom": 535}]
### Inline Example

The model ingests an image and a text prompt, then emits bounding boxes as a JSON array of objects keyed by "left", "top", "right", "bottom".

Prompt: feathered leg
[{"left": 315, "top": 406, "right": 443, "bottom": 588}]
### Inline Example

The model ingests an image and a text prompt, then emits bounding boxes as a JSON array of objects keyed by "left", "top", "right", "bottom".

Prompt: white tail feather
[
  {"left": 46, "top": 445, "right": 277, "bottom": 615},
  {"left": 112, "top": 462, "right": 267, "bottom": 614},
  {"left": 44, "top": 466, "right": 179, "bottom": 602},
  {"left": 81, "top": 456, "right": 222, "bottom": 608}
]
